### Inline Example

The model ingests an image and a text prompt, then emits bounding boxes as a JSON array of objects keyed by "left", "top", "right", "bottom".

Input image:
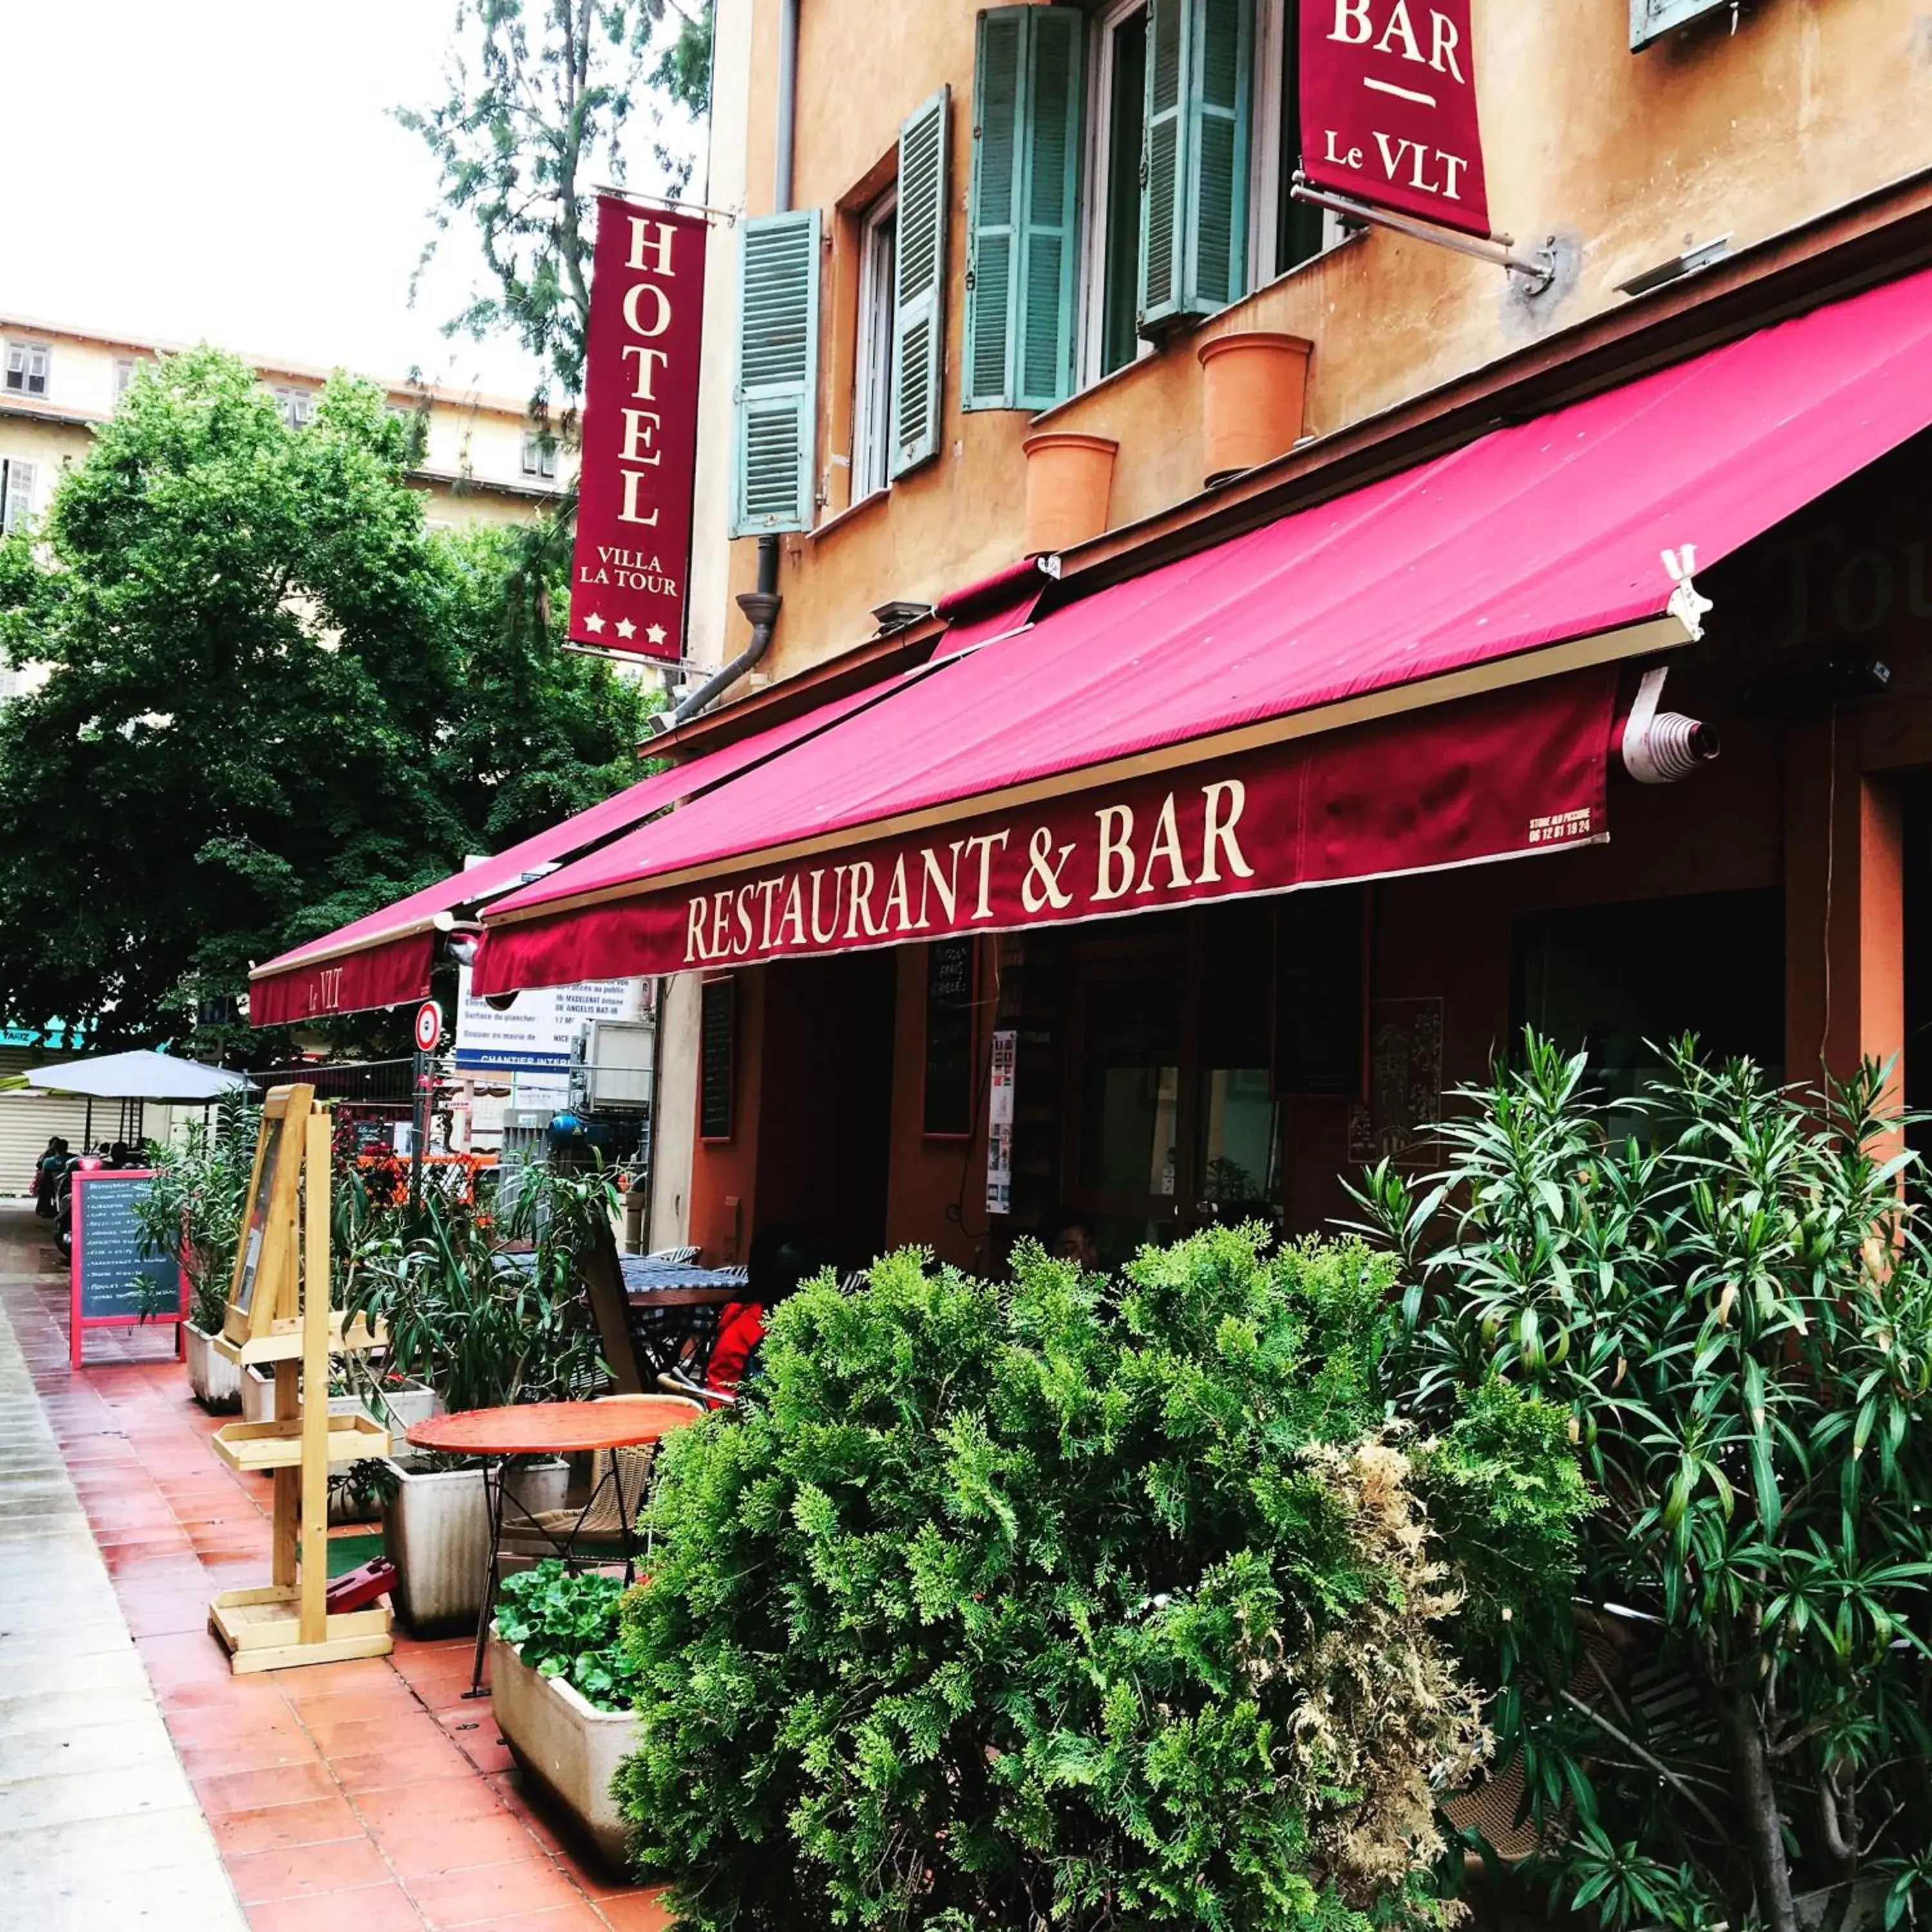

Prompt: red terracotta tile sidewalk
[{"left": 2, "top": 1209, "right": 671, "bottom": 1932}]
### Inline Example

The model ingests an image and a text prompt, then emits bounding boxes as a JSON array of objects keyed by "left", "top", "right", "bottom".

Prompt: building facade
[
  {"left": 0, "top": 314, "right": 564, "bottom": 541},
  {"left": 622, "top": 0, "right": 1932, "bottom": 1274}
]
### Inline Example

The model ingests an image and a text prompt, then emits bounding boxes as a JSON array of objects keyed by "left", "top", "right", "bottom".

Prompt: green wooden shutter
[
  {"left": 1016, "top": 6, "right": 1084, "bottom": 410},
  {"left": 891, "top": 87, "right": 949, "bottom": 478},
  {"left": 731, "top": 208, "right": 821, "bottom": 536},
  {"left": 1139, "top": 0, "right": 1250, "bottom": 334},
  {"left": 965, "top": 6, "right": 1084, "bottom": 412},
  {"left": 1631, "top": 0, "right": 1730, "bottom": 50},
  {"left": 965, "top": 10, "right": 1025, "bottom": 410}
]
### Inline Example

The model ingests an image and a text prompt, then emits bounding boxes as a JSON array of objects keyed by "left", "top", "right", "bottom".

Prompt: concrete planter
[
  {"left": 184, "top": 1323, "right": 242, "bottom": 1413},
  {"left": 488, "top": 1629, "right": 638, "bottom": 1876},
  {"left": 384, "top": 1457, "right": 570, "bottom": 1636}
]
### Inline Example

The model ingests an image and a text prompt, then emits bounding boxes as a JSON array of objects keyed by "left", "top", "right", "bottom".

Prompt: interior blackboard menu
[
  {"left": 70, "top": 1169, "right": 182, "bottom": 1366},
  {"left": 923, "top": 938, "right": 975, "bottom": 1136},
  {"left": 1273, "top": 886, "right": 1366, "bottom": 1096},
  {"left": 700, "top": 977, "right": 736, "bottom": 1141}
]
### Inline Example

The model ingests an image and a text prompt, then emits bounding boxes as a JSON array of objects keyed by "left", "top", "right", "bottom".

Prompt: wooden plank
[
  {"left": 298, "top": 1108, "right": 330, "bottom": 1645},
  {"left": 271, "top": 1359, "right": 298, "bottom": 1591}
]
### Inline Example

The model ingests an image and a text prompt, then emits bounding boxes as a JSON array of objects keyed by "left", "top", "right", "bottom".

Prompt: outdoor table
[
  {"left": 406, "top": 1397, "right": 702, "bottom": 1695},
  {"left": 622, "top": 1259, "right": 750, "bottom": 1378}
]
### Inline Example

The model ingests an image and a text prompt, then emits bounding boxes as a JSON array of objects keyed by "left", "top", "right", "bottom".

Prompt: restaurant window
[
  {"left": 1511, "top": 887, "right": 1785, "bottom": 1133},
  {"left": 851, "top": 188, "right": 899, "bottom": 501},
  {"left": 5, "top": 341, "right": 50, "bottom": 397},
  {"left": 1061, "top": 901, "right": 1283, "bottom": 1266},
  {"left": 1, "top": 457, "right": 36, "bottom": 535}
]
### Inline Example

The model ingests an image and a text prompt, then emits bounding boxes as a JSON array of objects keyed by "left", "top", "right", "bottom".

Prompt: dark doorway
[
  {"left": 754, "top": 950, "right": 898, "bottom": 1273},
  {"left": 1511, "top": 887, "right": 1785, "bottom": 1124}
]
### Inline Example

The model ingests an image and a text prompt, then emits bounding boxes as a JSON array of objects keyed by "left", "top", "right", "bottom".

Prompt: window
[
  {"left": 851, "top": 191, "right": 899, "bottom": 500},
  {"left": 4, "top": 342, "right": 50, "bottom": 398},
  {"left": 113, "top": 357, "right": 138, "bottom": 402},
  {"left": 1630, "top": 0, "right": 1730, "bottom": 50},
  {"left": 1, "top": 458, "right": 35, "bottom": 535},
  {"left": 521, "top": 433, "right": 558, "bottom": 479},
  {"left": 270, "top": 384, "right": 314, "bottom": 429},
  {"left": 971, "top": 1, "right": 1337, "bottom": 406}
]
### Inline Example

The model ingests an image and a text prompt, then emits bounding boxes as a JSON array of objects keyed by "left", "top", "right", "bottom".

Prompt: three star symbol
[{"left": 579, "top": 611, "right": 670, "bottom": 650}]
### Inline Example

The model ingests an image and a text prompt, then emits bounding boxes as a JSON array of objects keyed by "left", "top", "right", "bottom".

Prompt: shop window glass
[
  {"left": 1511, "top": 887, "right": 1785, "bottom": 1134},
  {"left": 1077, "top": 975, "right": 1182, "bottom": 1200},
  {"left": 1197, "top": 900, "right": 1278, "bottom": 1214}
]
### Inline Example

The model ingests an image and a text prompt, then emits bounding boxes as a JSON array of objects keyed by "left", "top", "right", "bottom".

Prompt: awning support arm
[{"left": 1291, "top": 176, "right": 1557, "bottom": 292}]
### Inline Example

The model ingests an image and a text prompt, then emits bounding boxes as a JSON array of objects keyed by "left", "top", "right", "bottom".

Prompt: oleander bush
[{"left": 617, "top": 1227, "right": 1588, "bottom": 1932}]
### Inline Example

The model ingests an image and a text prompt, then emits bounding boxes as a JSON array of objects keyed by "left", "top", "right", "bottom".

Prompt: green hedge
[{"left": 618, "top": 1228, "right": 1586, "bottom": 1932}]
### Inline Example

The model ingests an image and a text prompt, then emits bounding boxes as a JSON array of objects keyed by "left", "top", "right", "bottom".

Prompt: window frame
[
  {"left": 270, "top": 384, "right": 314, "bottom": 430},
  {"left": 5, "top": 341, "right": 50, "bottom": 398},
  {"left": 520, "top": 431, "right": 558, "bottom": 480},
  {"left": 2, "top": 457, "right": 37, "bottom": 535},
  {"left": 1072, "top": 0, "right": 1338, "bottom": 397},
  {"left": 113, "top": 357, "right": 137, "bottom": 401},
  {"left": 851, "top": 185, "right": 900, "bottom": 503}
]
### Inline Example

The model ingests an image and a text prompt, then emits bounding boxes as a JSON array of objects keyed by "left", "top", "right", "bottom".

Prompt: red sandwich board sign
[
  {"left": 414, "top": 1001, "right": 443, "bottom": 1054},
  {"left": 568, "top": 196, "right": 709, "bottom": 661},
  {"left": 1300, "top": 0, "right": 1491, "bottom": 238},
  {"left": 70, "top": 1168, "right": 188, "bottom": 1369}
]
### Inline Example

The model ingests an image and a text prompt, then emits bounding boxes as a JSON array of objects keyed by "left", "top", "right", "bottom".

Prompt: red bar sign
[
  {"left": 569, "top": 196, "right": 708, "bottom": 660},
  {"left": 1299, "top": 0, "right": 1490, "bottom": 238}
]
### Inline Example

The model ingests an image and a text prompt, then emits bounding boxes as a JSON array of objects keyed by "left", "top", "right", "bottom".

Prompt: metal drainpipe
[{"left": 661, "top": 0, "right": 799, "bottom": 734}]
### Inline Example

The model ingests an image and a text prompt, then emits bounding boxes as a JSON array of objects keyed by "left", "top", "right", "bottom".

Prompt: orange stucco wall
[{"left": 717, "top": 0, "right": 1932, "bottom": 680}]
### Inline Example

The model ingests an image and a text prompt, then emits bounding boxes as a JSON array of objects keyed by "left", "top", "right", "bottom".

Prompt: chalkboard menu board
[
  {"left": 923, "top": 938, "right": 975, "bottom": 1136},
  {"left": 700, "top": 977, "right": 736, "bottom": 1141},
  {"left": 1273, "top": 886, "right": 1366, "bottom": 1096},
  {"left": 70, "top": 1170, "right": 182, "bottom": 1365}
]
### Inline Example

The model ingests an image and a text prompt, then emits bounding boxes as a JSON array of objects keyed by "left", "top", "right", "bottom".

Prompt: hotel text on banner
[
  {"left": 569, "top": 196, "right": 708, "bottom": 660},
  {"left": 1299, "top": 0, "right": 1490, "bottom": 237}
]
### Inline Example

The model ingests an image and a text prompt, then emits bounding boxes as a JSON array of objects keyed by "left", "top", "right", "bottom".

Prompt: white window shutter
[
  {"left": 890, "top": 87, "right": 949, "bottom": 479},
  {"left": 1631, "top": 0, "right": 1730, "bottom": 49},
  {"left": 732, "top": 208, "right": 822, "bottom": 536}
]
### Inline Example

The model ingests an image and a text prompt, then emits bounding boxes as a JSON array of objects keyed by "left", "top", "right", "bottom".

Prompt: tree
[
  {"left": 0, "top": 346, "right": 651, "bottom": 1048},
  {"left": 401, "top": 0, "right": 712, "bottom": 411},
  {"left": 620, "top": 1230, "right": 1589, "bottom": 1932},
  {"left": 1359, "top": 1038, "right": 1932, "bottom": 1932}
]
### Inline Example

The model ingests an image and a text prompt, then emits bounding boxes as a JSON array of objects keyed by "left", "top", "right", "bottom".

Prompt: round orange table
[{"left": 407, "top": 1398, "right": 703, "bottom": 1693}]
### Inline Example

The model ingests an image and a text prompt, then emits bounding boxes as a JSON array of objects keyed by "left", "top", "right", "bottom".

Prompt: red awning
[
  {"left": 475, "top": 261, "right": 1932, "bottom": 990},
  {"left": 247, "top": 688, "right": 882, "bottom": 1025}
]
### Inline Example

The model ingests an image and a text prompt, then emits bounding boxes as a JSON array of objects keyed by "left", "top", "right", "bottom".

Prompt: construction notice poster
[
  {"left": 568, "top": 196, "right": 708, "bottom": 660},
  {"left": 1299, "top": 0, "right": 1491, "bottom": 238}
]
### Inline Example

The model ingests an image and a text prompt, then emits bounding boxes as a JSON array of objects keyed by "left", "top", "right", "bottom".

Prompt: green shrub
[
  {"left": 618, "top": 1227, "right": 1579, "bottom": 1932},
  {"left": 494, "top": 1560, "right": 642, "bottom": 1712}
]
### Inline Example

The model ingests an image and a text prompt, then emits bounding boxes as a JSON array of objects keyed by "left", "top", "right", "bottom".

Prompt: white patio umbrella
[{"left": 15, "top": 1050, "right": 251, "bottom": 1146}]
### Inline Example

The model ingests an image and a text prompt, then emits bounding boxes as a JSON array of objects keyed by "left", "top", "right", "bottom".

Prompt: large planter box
[
  {"left": 384, "top": 1457, "right": 569, "bottom": 1636},
  {"left": 489, "top": 1629, "right": 638, "bottom": 1877},
  {"left": 184, "top": 1322, "right": 242, "bottom": 1412}
]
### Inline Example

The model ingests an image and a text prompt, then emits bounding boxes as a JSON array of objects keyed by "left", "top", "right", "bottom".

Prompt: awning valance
[
  {"left": 471, "top": 260, "right": 1932, "bottom": 990},
  {"left": 246, "top": 687, "right": 884, "bottom": 1025}
]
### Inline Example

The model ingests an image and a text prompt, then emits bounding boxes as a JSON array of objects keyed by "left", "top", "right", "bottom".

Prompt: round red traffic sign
[{"left": 413, "top": 1001, "right": 443, "bottom": 1053}]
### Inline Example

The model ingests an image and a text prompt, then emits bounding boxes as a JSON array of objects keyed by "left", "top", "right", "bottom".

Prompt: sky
[{"left": 6, "top": 0, "right": 695, "bottom": 403}]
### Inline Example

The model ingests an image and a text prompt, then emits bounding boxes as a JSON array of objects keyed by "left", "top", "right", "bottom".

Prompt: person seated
[
  {"left": 1034, "top": 1206, "right": 1103, "bottom": 1273},
  {"left": 706, "top": 1224, "right": 825, "bottom": 1394}
]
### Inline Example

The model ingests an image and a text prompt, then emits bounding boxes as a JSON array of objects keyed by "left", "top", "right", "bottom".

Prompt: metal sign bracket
[{"left": 1291, "top": 175, "right": 1557, "bottom": 293}]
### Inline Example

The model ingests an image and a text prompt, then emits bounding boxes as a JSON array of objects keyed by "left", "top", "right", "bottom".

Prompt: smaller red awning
[{"left": 247, "top": 688, "right": 882, "bottom": 1026}]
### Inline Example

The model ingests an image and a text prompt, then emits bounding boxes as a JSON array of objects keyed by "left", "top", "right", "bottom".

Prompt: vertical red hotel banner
[
  {"left": 1299, "top": 0, "right": 1490, "bottom": 238},
  {"left": 569, "top": 196, "right": 708, "bottom": 661}
]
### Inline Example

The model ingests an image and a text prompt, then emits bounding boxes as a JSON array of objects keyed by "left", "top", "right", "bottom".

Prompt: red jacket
[{"left": 707, "top": 1302, "right": 764, "bottom": 1391}]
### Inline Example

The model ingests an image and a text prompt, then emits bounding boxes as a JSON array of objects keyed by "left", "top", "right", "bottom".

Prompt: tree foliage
[
  {"left": 401, "top": 0, "right": 711, "bottom": 408},
  {"left": 0, "top": 347, "right": 651, "bottom": 1046},
  {"left": 620, "top": 1229, "right": 1589, "bottom": 1932},
  {"left": 1359, "top": 1037, "right": 1932, "bottom": 1932}
]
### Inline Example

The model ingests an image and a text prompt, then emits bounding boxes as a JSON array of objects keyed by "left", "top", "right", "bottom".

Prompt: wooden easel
[{"left": 207, "top": 1085, "right": 393, "bottom": 1673}]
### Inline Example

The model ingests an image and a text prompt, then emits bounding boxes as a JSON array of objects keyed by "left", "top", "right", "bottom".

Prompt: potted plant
[
  {"left": 346, "top": 1163, "right": 615, "bottom": 1634},
  {"left": 134, "top": 1094, "right": 257, "bottom": 1411},
  {"left": 489, "top": 1559, "right": 644, "bottom": 1875}
]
